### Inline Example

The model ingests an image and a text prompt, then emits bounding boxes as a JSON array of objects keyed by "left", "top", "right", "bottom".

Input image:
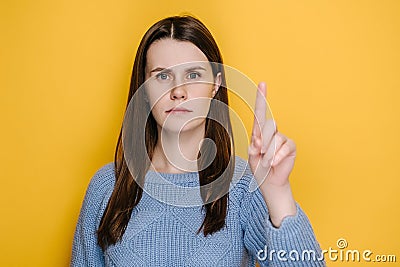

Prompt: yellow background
[{"left": 1, "top": 0, "right": 399, "bottom": 266}]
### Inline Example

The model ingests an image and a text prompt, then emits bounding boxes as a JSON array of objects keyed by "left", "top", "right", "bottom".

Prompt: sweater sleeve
[
  {"left": 70, "top": 163, "right": 115, "bottom": 267},
  {"left": 240, "top": 185, "right": 326, "bottom": 266}
]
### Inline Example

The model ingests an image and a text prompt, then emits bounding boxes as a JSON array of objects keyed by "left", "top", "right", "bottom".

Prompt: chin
[{"left": 160, "top": 119, "right": 206, "bottom": 135}]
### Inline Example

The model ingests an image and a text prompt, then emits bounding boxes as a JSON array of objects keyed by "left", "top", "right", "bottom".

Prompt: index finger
[{"left": 252, "top": 82, "right": 267, "bottom": 137}]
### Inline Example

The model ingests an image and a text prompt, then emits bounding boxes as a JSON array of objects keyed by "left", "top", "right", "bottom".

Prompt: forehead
[{"left": 146, "top": 39, "right": 209, "bottom": 70}]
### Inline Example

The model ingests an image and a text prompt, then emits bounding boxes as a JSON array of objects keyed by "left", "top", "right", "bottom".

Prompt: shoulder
[
  {"left": 72, "top": 163, "right": 115, "bottom": 265},
  {"left": 87, "top": 162, "right": 115, "bottom": 194},
  {"left": 229, "top": 156, "right": 258, "bottom": 205},
  {"left": 232, "top": 156, "right": 256, "bottom": 190},
  {"left": 80, "top": 162, "right": 115, "bottom": 219}
]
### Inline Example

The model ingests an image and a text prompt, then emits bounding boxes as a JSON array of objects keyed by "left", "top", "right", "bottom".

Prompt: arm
[
  {"left": 245, "top": 82, "right": 325, "bottom": 265},
  {"left": 240, "top": 186, "right": 325, "bottom": 266},
  {"left": 70, "top": 163, "right": 114, "bottom": 267}
]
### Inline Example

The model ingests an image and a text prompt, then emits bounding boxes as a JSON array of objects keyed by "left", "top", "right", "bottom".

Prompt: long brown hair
[{"left": 97, "top": 15, "right": 235, "bottom": 250}]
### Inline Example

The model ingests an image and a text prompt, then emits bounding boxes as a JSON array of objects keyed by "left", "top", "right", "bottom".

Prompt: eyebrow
[
  {"left": 149, "top": 65, "right": 207, "bottom": 73},
  {"left": 150, "top": 67, "right": 170, "bottom": 73}
]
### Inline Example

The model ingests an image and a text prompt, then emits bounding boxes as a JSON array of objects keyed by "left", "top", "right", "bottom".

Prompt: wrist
[{"left": 260, "top": 182, "right": 297, "bottom": 228}]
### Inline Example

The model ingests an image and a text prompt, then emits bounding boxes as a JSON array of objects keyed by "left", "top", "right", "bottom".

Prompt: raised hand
[{"left": 248, "top": 82, "right": 297, "bottom": 227}]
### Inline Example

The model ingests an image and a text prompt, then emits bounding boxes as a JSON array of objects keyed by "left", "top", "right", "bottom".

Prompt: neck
[{"left": 151, "top": 123, "right": 206, "bottom": 173}]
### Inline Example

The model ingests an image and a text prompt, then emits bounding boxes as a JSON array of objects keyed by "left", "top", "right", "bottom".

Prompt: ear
[{"left": 212, "top": 72, "right": 222, "bottom": 97}]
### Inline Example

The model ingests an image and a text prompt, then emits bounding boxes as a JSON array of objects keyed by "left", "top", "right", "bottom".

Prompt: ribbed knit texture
[{"left": 71, "top": 157, "right": 325, "bottom": 266}]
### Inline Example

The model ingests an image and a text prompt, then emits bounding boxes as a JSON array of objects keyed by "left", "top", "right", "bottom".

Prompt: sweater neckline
[{"left": 145, "top": 170, "right": 200, "bottom": 186}]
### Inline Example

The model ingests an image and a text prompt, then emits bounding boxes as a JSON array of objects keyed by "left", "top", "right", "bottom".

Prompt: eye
[
  {"left": 156, "top": 72, "right": 170, "bottom": 80},
  {"left": 187, "top": 72, "right": 201, "bottom": 80}
]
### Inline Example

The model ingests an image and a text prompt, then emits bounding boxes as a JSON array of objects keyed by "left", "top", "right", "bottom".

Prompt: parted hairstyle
[{"left": 97, "top": 15, "right": 235, "bottom": 250}]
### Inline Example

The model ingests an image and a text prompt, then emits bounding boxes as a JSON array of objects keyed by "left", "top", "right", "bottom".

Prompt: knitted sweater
[{"left": 71, "top": 157, "right": 325, "bottom": 266}]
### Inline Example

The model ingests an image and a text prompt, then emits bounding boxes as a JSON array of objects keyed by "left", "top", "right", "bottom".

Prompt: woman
[{"left": 71, "top": 15, "right": 325, "bottom": 266}]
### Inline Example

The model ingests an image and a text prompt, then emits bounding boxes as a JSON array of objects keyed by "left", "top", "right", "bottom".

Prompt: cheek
[
  {"left": 149, "top": 99, "right": 165, "bottom": 120},
  {"left": 146, "top": 88, "right": 168, "bottom": 110},
  {"left": 189, "top": 83, "right": 215, "bottom": 98},
  {"left": 186, "top": 84, "right": 215, "bottom": 114}
]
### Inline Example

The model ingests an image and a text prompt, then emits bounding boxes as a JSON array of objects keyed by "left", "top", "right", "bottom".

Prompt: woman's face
[{"left": 144, "top": 39, "right": 220, "bottom": 134}]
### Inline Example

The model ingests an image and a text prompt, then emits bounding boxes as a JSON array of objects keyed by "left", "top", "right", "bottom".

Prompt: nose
[{"left": 170, "top": 85, "right": 187, "bottom": 100}]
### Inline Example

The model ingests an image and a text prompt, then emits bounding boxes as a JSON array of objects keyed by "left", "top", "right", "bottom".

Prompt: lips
[{"left": 166, "top": 107, "right": 193, "bottom": 113}]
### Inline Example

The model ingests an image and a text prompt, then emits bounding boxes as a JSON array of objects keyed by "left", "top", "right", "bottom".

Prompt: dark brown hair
[{"left": 97, "top": 15, "right": 235, "bottom": 250}]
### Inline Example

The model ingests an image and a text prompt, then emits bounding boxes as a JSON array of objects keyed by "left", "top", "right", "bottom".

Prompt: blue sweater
[{"left": 71, "top": 157, "right": 325, "bottom": 266}]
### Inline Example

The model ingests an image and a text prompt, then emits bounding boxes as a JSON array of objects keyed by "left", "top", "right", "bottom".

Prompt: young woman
[{"left": 71, "top": 15, "right": 325, "bottom": 266}]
